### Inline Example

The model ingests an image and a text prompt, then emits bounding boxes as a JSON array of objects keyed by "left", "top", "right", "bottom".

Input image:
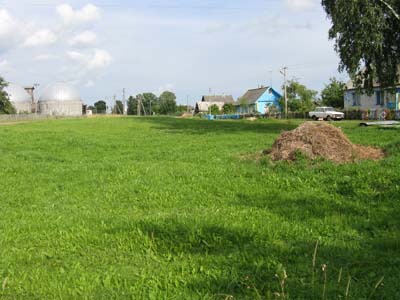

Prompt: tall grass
[{"left": 0, "top": 117, "right": 398, "bottom": 299}]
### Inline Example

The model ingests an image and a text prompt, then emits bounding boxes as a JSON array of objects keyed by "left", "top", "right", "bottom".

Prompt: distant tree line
[
  {"left": 128, "top": 91, "right": 177, "bottom": 115},
  {"left": 91, "top": 91, "right": 179, "bottom": 115}
]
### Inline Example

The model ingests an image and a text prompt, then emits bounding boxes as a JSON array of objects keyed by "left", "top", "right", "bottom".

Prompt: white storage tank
[
  {"left": 38, "top": 82, "right": 82, "bottom": 116},
  {"left": 4, "top": 83, "right": 32, "bottom": 113}
]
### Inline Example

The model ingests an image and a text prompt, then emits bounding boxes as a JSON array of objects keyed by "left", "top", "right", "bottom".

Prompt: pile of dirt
[{"left": 269, "top": 122, "right": 384, "bottom": 163}]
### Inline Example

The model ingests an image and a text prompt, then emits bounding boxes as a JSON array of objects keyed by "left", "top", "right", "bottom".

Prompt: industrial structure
[
  {"left": 38, "top": 82, "right": 82, "bottom": 116},
  {"left": 4, "top": 83, "right": 32, "bottom": 113},
  {"left": 5, "top": 82, "right": 83, "bottom": 116}
]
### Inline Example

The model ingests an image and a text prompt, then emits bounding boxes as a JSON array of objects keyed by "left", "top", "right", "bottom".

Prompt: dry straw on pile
[{"left": 270, "top": 122, "right": 384, "bottom": 163}]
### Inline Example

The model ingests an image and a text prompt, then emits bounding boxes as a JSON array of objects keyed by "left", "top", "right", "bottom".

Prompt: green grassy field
[{"left": 0, "top": 117, "right": 399, "bottom": 299}]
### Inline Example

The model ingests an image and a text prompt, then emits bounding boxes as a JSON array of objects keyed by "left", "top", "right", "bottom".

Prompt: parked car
[{"left": 309, "top": 107, "right": 344, "bottom": 121}]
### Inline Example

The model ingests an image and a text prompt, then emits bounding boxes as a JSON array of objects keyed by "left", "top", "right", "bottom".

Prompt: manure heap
[{"left": 270, "top": 122, "right": 384, "bottom": 163}]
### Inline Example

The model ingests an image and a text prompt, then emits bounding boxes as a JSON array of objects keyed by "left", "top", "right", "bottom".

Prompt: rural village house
[
  {"left": 344, "top": 79, "right": 400, "bottom": 110},
  {"left": 236, "top": 86, "right": 282, "bottom": 114},
  {"left": 194, "top": 95, "right": 235, "bottom": 114}
]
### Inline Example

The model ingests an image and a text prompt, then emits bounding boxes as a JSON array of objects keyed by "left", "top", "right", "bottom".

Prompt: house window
[
  {"left": 376, "top": 90, "right": 384, "bottom": 106},
  {"left": 352, "top": 93, "right": 360, "bottom": 106}
]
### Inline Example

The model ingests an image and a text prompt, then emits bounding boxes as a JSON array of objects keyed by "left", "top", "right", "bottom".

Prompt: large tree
[
  {"left": 127, "top": 96, "right": 138, "bottom": 115},
  {"left": 129, "top": 94, "right": 157, "bottom": 116},
  {"left": 94, "top": 100, "right": 107, "bottom": 114},
  {"left": 322, "top": 0, "right": 400, "bottom": 91},
  {"left": 321, "top": 77, "right": 346, "bottom": 108},
  {"left": 142, "top": 93, "right": 159, "bottom": 115},
  {"left": 159, "top": 91, "right": 177, "bottom": 115},
  {"left": 281, "top": 80, "right": 317, "bottom": 113},
  {"left": 0, "top": 76, "right": 15, "bottom": 114}
]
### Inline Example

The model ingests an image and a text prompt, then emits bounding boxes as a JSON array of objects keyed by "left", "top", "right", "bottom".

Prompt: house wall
[
  {"left": 236, "top": 104, "right": 256, "bottom": 114},
  {"left": 344, "top": 88, "right": 400, "bottom": 110},
  {"left": 255, "top": 89, "right": 281, "bottom": 114}
]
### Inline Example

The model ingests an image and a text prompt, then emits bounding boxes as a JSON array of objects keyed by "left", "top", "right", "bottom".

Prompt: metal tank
[
  {"left": 38, "top": 82, "right": 82, "bottom": 116},
  {"left": 4, "top": 83, "right": 32, "bottom": 113}
]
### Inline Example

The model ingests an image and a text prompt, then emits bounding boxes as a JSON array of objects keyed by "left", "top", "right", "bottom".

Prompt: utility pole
[
  {"left": 137, "top": 95, "right": 141, "bottom": 116},
  {"left": 149, "top": 96, "right": 152, "bottom": 116},
  {"left": 186, "top": 95, "right": 189, "bottom": 113},
  {"left": 280, "top": 66, "right": 288, "bottom": 118},
  {"left": 208, "top": 88, "right": 211, "bottom": 115},
  {"left": 113, "top": 95, "right": 116, "bottom": 115},
  {"left": 122, "top": 88, "right": 126, "bottom": 115}
]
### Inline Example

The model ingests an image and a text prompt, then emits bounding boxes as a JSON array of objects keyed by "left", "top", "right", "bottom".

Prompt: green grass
[{"left": 0, "top": 117, "right": 399, "bottom": 299}]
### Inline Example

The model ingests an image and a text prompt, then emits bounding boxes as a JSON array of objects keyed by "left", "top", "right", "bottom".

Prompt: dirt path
[{"left": 0, "top": 122, "right": 27, "bottom": 126}]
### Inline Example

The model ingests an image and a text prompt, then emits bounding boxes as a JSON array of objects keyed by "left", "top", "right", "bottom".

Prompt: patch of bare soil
[
  {"left": 0, "top": 122, "right": 26, "bottom": 126},
  {"left": 269, "top": 122, "right": 384, "bottom": 163}
]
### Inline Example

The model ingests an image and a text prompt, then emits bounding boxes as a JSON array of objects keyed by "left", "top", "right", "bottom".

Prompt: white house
[{"left": 344, "top": 79, "right": 400, "bottom": 110}]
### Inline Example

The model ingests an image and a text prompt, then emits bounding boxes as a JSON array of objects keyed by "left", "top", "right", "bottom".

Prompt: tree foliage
[
  {"left": 281, "top": 80, "right": 317, "bottom": 113},
  {"left": 127, "top": 96, "right": 137, "bottom": 115},
  {"left": 127, "top": 93, "right": 159, "bottom": 116},
  {"left": 142, "top": 93, "right": 158, "bottom": 115},
  {"left": 238, "top": 97, "right": 249, "bottom": 113},
  {"left": 210, "top": 104, "right": 220, "bottom": 115},
  {"left": 94, "top": 100, "right": 107, "bottom": 114},
  {"left": 176, "top": 105, "right": 188, "bottom": 115},
  {"left": 223, "top": 103, "right": 236, "bottom": 114},
  {"left": 159, "top": 91, "right": 177, "bottom": 115},
  {"left": 321, "top": 77, "right": 346, "bottom": 108},
  {"left": 0, "top": 76, "right": 16, "bottom": 114},
  {"left": 322, "top": 0, "right": 400, "bottom": 91}
]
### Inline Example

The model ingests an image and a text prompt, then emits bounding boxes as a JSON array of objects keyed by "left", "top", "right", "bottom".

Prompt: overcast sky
[{"left": 0, "top": 0, "right": 347, "bottom": 106}]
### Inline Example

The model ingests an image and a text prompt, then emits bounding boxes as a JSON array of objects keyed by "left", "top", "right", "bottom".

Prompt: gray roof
[
  {"left": 240, "top": 87, "right": 269, "bottom": 104},
  {"left": 202, "top": 95, "right": 234, "bottom": 103}
]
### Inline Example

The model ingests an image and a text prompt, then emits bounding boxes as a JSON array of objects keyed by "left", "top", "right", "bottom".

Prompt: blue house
[{"left": 237, "top": 86, "right": 282, "bottom": 114}]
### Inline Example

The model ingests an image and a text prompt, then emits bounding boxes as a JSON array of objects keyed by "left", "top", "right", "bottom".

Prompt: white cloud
[
  {"left": 67, "top": 50, "right": 86, "bottom": 62},
  {"left": 284, "top": 0, "right": 317, "bottom": 10},
  {"left": 85, "top": 80, "right": 94, "bottom": 87},
  {"left": 67, "top": 49, "right": 113, "bottom": 70},
  {"left": 203, "top": 22, "right": 231, "bottom": 34},
  {"left": 0, "top": 58, "right": 12, "bottom": 75},
  {"left": 57, "top": 3, "right": 100, "bottom": 25},
  {"left": 24, "top": 29, "right": 57, "bottom": 47},
  {"left": 0, "top": 9, "right": 16, "bottom": 36},
  {"left": 0, "top": 58, "right": 9, "bottom": 69},
  {"left": 88, "top": 49, "right": 113, "bottom": 69},
  {"left": 0, "top": 9, "right": 26, "bottom": 51},
  {"left": 156, "top": 83, "right": 175, "bottom": 96},
  {"left": 34, "top": 54, "right": 58, "bottom": 61},
  {"left": 69, "top": 31, "right": 97, "bottom": 46}
]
